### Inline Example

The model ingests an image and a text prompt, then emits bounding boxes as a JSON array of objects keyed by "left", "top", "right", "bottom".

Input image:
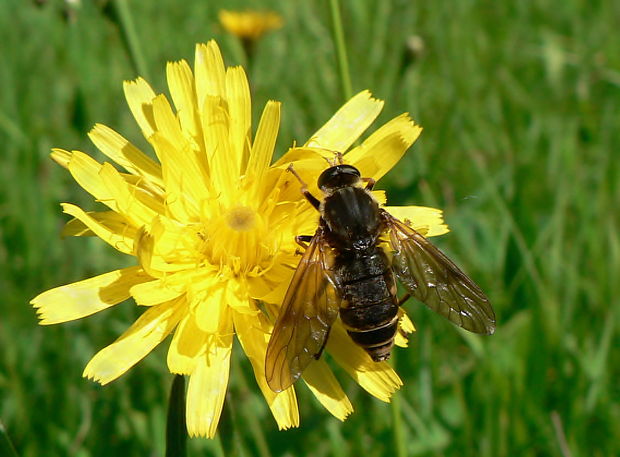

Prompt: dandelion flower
[
  {"left": 218, "top": 10, "right": 283, "bottom": 42},
  {"left": 32, "top": 40, "right": 302, "bottom": 437},
  {"left": 31, "top": 41, "right": 448, "bottom": 436}
]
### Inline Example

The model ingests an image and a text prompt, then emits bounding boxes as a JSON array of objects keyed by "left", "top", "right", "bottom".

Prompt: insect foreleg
[
  {"left": 287, "top": 163, "right": 321, "bottom": 209},
  {"left": 397, "top": 293, "right": 411, "bottom": 306},
  {"left": 295, "top": 235, "right": 312, "bottom": 250},
  {"left": 362, "top": 177, "right": 376, "bottom": 191}
]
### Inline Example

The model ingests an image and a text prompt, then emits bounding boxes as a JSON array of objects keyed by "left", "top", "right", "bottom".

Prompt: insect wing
[
  {"left": 383, "top": 211, "right": 495, "bottom": 334},
  {"left": 265, "top": 227, "right": 340, "bottom": 392}
]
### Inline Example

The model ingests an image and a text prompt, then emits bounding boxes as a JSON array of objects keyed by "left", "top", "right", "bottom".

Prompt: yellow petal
[
  {"left": 394, "top": 309, "right": 416, "bottom": 348},
  {"left": 166, "top": 60, "right": 200, "bottom": 140},
  {"left": 191, "top": 278, "right": 227, "bottom": 333},
  {"left": 62, "top": 210, "right": 135, "bottom": 239},
  {"left": 83, "top": 298, "right": 184, "bottom": 385},
  {"left": 61, "top": 203, "right": 135, "bottom": 254},
  {"left": 272, "top": 146, "right": 329, "bottom": 168},
  {"left": 400, "top": 310, "right": 415, "bottom": 333},
  {"left": 134, "top": 217, "right": 198, "bottom": 274},
  {"left": 123, "top": 77, "right": 157, "bottom": 139},
  {"left": 247, "top": 256, "right": 296, "bottom": 304},
  {"left": 150, "top": 95, "right": 210, "bottom": 213},
  {"left": 65, "top": 151, "right": 162, "bottom": 221},
  {"left": 372, "top": 190, "right": 386, "bottom": 205},
  {"left": 185, "top": 310, "right": 233, "bottom": 438},
  {"left": 67, "top": 151, "right": 119, "bottom": 212},
  {"left": 167, "top": 312, "right": 208, "bottom": 374},
  {"left": 270, "top": 154, "right": 328, "bottom": 206},
  {"left": 62, "top": 218, "right": 94, "bottom": 236},
  {"left": 202, "top": 95, "right": 236, "bottom": 205},
  {"left": 384, "top": 205, "right": 449, "bottom": 237},
  {"left": 148, "top": 216, "right": 204, "bottom": 266},
  {"left": 346, "top": 114, "right": 422, "bottom": 181},
  {"left": 306, "top": 90, "right": 384, "bottom": 152},
  {"left": 135, "top": 227, "right": 158, "bottom": 278},
  {"left": 149, "top": 133, "right": 199, "bottom": 221},
  {"left": 151, "top": 93, "right": 186, "bottom": 149},
  {"left": 130, "top": 277, "right": 185, "bottom": 306},
  {"left": 31, "top": 266, "right": 151, "bottom": 324},
  {"left": 88, "top": 123, "right": 163, "bottom": 189},
  {"left": 195, "top": 41, "right": 226, "bottom": 112},
  {"left": 51, "top": 148, "right": 71, "bottom": 168},
  {"left": 302, "top": 359, "right": 353, "bottom": 421},
  {"left": 134, "top": 225, "right": 190, "bottom": 277},
  {"left": 233, "top": 310, "right": 300, "bottom": 430},
  {"left": 226, "top": 66, "right": 252, "bottom": 174},
  {"left": 246, "top": 100, "right": 280, "bottom": 192},
  {"left": 327, "top": 323, "right": 402, "bottom": 402},
  {"left": 99, "top": 163, "right": 160, "bottom": 227}
]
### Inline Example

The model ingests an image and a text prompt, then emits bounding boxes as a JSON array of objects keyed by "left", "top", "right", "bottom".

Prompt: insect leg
[
  {"left": 362, "top": 177, "right": 376, "bottom": 191},
  {"left": 314, "top": 327, "right": 332, "bottom": 360},
  {"left": 397, "top": 293, "right": 411, "bottom": 306},
  {"left": 295, "top": 235, "right": 312, "bottom": 254},
  {"left": 287, "top": 164, "right": 320, "bottom": 209}
]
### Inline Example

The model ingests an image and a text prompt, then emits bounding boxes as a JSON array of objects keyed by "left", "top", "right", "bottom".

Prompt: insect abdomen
[{"left": 337, "top": 248, "right": 400, "bottom": 361}]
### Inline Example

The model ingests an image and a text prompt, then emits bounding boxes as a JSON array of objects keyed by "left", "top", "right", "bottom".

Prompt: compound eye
[
  {"left": 340, "top": 165, "right": 361, "bottom": 177},
  {"left": 317, "top": 167, "right": 337, "bottom": 190},
  {"left": 318, "top": 164, "right": 361, "bottom": 190}
]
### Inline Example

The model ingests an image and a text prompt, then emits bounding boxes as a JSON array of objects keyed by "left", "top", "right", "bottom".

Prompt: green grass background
[{"left": 1, "top": 0, "right": 619, "bottom": 456}]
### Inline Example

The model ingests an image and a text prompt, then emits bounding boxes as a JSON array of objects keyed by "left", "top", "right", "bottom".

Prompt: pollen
[{"left": 227, "top": 206, "right": 256, "bottom": 231}]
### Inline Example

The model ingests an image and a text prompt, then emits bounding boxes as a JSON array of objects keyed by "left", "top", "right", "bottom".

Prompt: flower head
[
  {"left": 218, "top": 9, "right": 283, "bottom": 42},
  {"left": 31, "top": 41, "right": 448, "bottom": 437},
  {"left": 33, "top": 41, "right": 301, "bottom": 437}
]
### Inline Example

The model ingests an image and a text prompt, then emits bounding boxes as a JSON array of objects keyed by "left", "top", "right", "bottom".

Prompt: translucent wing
[
  {"left": 265, "top": 226, "right": 341, "bottom": 392},
  {"left": 383, "top": 211, "right": 495, "bottom": 334}
]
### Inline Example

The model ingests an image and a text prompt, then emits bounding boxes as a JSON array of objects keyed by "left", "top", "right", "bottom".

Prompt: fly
[{"left": 265, "top": 159, "right": 495, "bottom": 392}]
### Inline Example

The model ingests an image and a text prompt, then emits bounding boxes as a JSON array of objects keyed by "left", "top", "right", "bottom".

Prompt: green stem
[
  {"left": 113, "top": 0, "right": 150, "bottom": 79},
  {"left": 0, "top": 421, "right": 20, "bottom": 457},
  {"left": 165, "top": 375, "right": 187, "bottom": 457},
  {"left": 328, "top": 0, "right": 353, "bottom": 101}
]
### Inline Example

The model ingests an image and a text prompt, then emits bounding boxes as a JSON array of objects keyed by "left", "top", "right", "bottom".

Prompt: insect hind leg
[{"left": 294, "top": 235, "right": 313, "bottom": 255}]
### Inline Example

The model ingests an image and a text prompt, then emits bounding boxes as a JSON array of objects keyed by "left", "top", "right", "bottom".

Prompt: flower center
[
  {"left": 226, "top": 206, "right": 256, "bottom": 231},
  {"left": 196, "top": 204, "right": 282, "bottom": 274}
]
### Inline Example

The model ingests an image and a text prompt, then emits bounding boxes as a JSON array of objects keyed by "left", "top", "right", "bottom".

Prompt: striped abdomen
[{"left": 336, "top": 247, "right": 399, "bottom": 361}]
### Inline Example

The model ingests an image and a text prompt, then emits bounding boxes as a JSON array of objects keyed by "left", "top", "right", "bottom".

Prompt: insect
[{"left": 265, "top": 160, "right": 495, "bottom": 392}]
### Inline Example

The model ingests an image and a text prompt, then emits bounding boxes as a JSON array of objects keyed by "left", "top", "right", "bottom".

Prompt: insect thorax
[{"left": 322, "top": 186, "right": 381, "bottom": 248}]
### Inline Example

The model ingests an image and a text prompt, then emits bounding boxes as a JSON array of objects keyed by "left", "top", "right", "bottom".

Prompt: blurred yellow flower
[
  {"left": 218, "top": 9, "right": 283, "bottom": 41},
  {"left": 31, "top": 41, "right": 448, "bottom": 436}
]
